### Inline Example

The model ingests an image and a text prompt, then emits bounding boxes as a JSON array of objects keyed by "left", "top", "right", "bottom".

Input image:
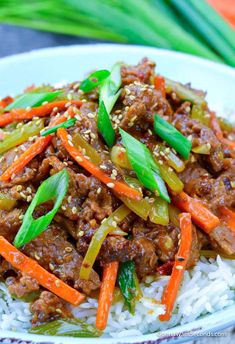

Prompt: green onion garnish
[
  {"left": 154, "top": 114, "right": 192, "bottom": 160},
  {"left": 5, "top": 91, "right": 62, "bottom": 111},
  {"left": 120, "top": 129, "right": 170, "bottom": 202},
  {"left": 41, "top": 117, "right": 76, "bottom": 136},
  {"left": 80, "top": 69, "right": 110, "bottom": 92},
  {"left": 13, "top": 170, "right": 69, "bottom": 248},
  {"left": 98, "top": 63, "right": 122, "bottom": 147}
]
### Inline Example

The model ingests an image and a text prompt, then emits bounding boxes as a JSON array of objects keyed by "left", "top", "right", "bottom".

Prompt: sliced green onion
[
  {"left": 5, "top": 91, "right": 62, "bottom": 110},
  {"left": 120, "top": 129, "right": 170, "bottom": 202},
  {"left": 118, "top": 261, "right": 139, "bottom": 314},
  {"left": 30, "top": 318, "right": 101, "bottom": 337},
  {"left": 98, "top": 63, "right": 122, "bottom": 147},
  {"left": 154, "top": 114, "right": 192, "bottom": 160},
  {"left": 0, "top": 119, "right": 44, "bottom": 154},
  {"left": 41, "top": 118, "right": 76, "bottom": 136},
  {"left": 97, "top": 100, "right": 116, "bottom": 147},
  {"left": 13, "top": 170, "right": 69, "bottom": 248},
  {"left": 80, "top": 69, "right": 110, "bottom": 93},
  {"left": 80, "top": 205, "right": 130, "bottom": 280}
]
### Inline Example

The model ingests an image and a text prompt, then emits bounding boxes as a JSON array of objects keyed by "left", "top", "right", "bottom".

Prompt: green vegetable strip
[
  {"left": 189, "top": 0, "right": 235, "bottom": 51},
  {"left": 165, "top": 78, "right": 206, "bottom": 106},
  {"left": 0, "top": 193, "right": 17, "bottom": 211},
  {"left": 120, "top": 129, "right": 170, "bottom": 202},
  {"left": 149, "top": 197, "right": 169, "bottom": 226},
  {"left": 13, "top": 170, "right": 69, "bottom": 248},
  {"left": 98, "top": 63, "right": 122, "bottom": 147},
  {"left": 97, "top": 100, "right": 116, "bottom": 147},
  {"left": 80, "top": 69, "right": 110, "bottom": 92},
  {"left": 5, "top": 91, "right": 61, "bottom": 110},
  {"left": 169, "top": 0, "right": 235, "bottom": 67},
  {"left": 118, "top": 261, "right": 138, "bottom": 314},
  {"left": 80, "top": 205, "right": 131, "bottom": 280},
  {"left": 154, "top": 115, "right": 192, "bottom": 160},
  {"left": 0, "top": 119, "right": 44, "bottom": 154},
  {"left": 30, "top": 318, "right": 101, "bottom": 337},
  {"left": 41, "top": 118, "right": 76, "bottom": 136}
]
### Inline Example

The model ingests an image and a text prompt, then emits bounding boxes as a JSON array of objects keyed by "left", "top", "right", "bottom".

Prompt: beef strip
[
  {"left": 6, "top": 274, "right": 39, "bottom": 299},
  {"left": 0, "top": 208, "right": 23, "bottom": 242},
  {"left": 121, "top": 57, "right": 155, "bottom": 85},
  {"left": 209, "top": 222, "right": 235, "bottom": 255},
  {"left": 22, "top": 225, "right": 100, "bottom": 295},
  {"left": 31, "top": 291, "right": 71, "bottom": 325}
]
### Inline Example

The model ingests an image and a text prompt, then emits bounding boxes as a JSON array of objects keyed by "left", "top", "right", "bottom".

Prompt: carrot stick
[
  {"left": 96, "top": 262, "right": 119, "bottom": 330},
  {"left": 0, "top": 96, "right": 14, "bottom": 109},
  {"left": 154, "top": 75, "right": 166, "bottom": 98},
  {"left": 219, "top": 206, "right": 235, "bottom": 231},
  {"left": 159, "top": 213, "right": 192, "bottom": 321},
  {"left": 0, "top": 100, "right": 82, "bottom": 127},
  {"left": 0, "top": 236, "right": 85, "bottom": 306},
  {"left": 57, "top": 128, "right": 142, "bottom": 200},
  {"left": 172, "top": 191, "right": 220, "bottom": 233},
  {"left": 210, "top": 113, "right": 235, "bottom": 149},
  {"left": 0, "top": 109, "right": 76, "bottom": 182}
]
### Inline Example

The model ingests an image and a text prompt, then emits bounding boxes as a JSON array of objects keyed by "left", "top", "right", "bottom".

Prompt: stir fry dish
[{"left": 0, "top": 58, "right": 234, "bottom": 336}]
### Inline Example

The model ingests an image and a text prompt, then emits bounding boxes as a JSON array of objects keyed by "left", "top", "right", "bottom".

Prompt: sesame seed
[
  {"left": 125, "top": 88, "right": 131, "bottom": 95},
  {"left": 65, "top": 247, "right": 72, "bottom": 252},
  {"left": 148, "top": 129, "right": 153, "bottom": 135},
  {"left": 112, "top": 221, "right": 117, "bottom": 227},
  {"left": 187, "top": 135, "right": 193, "bottom": 142},
  {"left": 61, "top": 205, "right": 66, "bottom": 211},
  {"left": 76, "top": 156, "right": 83, "bottom": 162},
  {"left": 27, "top": 196, "right": 32, "bottom": 202},
  {"left": 65, "top": 102, "right": 71, "bottom": 107},
  {"left": 72, "top": 206, "right": 77, "bottom": 214},
  {"left": 13, "top": 155, "right": 19, "bottom": 162},
  {"left": 97, "top": 187, "right": 101, "bottom": 194},
  {"left": 53, "top": 107, "right": 58, "bottom": 112},
  {"left": 75, "top": 114, "right": 82, "bottom": 121},
  {"left": 34, "top": 253, "right": 40, "bottom": 260},
  {"left": 56, "top": 308, "right": 62, "bottom": 314},
  {"left": 19, "top": 214, "right": 24, "bottom": 220},
  {"left": 100, "top": 164, "right": 107, "bottom": 170},
  {"left": 20, "top": 192, "right": 27, "bottom": 199},
  {"left": 90, "top": 133, "right": 96, "bottom": 139},
  {"left": 107, "top": 182, "right": 115, "bottom": 188},
  {"left": 78, "top": 231, "right": 84, "bottom": 237},
  {"left": 55, "top": 280, "right": 60, "bottom": 288},
  {"left": 129, "top": 95, "right": 135, "bottom": 101},
  {"left": 175, "top": 265, "right": 183, "bottom": 270},
  {"left": 68, "top": 141, "right": 73, "bottom": 147},
  {"left": 87, "top": 112, "right": 95, "bottom": 118},
  {"left": 49, "top": 263, "right": 55, "bottom": 271},
  {"left": 16, "top": 185, "right": 22, "bottom": 191},
  {"left": 112, "top": 169, "right": 118, "bottom": 176}
]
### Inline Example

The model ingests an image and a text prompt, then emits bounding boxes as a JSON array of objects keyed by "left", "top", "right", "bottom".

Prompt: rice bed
[{"left": 0, "top": 256, "right": 235, "bottom": 338}]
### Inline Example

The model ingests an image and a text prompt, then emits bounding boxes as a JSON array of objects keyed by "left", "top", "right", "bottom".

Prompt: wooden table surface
[{"left": 0, "top": 23, "right": 234, "bottom": 344}]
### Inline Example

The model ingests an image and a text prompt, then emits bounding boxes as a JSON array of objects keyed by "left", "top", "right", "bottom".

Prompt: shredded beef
[
  {"left": 121, "top": 58, "right": 155, "bottom": 85},
  {"left": 6, "top": 274, "right": 39, "bottom": 299}
]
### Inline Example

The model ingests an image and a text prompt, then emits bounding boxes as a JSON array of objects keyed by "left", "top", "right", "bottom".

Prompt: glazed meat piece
[
  {"left": 6, "top": 274, "right": 39, "bottom": 299},
  {"left": 121, "top": 57, "right": 155, "bottom": 85},
  {"left": 209, "top": 222, "right": 235, "bottom": 255},
  {"left": 31, "top": 291, "right": 71, "bottom": 325},
  {"left": 99, "top": 236, "right": 136, "bottom": 265},
  {"left": 0, "top": 208, "right": 23, "bottom": 242},
  {"left": 22, "top": 225, "right": 100, "bottom": 295}
]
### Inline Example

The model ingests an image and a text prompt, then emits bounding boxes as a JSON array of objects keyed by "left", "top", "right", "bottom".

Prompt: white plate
[{"left": 0, "top": 44, "right": 234, "bottom": 344}]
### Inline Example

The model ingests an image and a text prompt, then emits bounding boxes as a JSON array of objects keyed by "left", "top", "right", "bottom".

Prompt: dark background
[{"left": 0, "top": 23, "right": 103, "bottom": 58}]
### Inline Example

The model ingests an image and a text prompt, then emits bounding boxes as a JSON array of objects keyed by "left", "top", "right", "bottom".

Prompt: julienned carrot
[
  {"left": 172, "top": 191, "right": 220, "bottom": 233},
  {"left": 0, "top": 236, "right": 85, "bottom": 306},
  {"left": 220, "top": 206, "right": 235, "bottom": 231},
  {"left": 0, "top": 96, "right": 13, "bottom": 109},
  {"left": 210, "top": 113, "right": 235, "bottom": 149},
  {"left": 159, "top": 213, "right": 192, "bottom": 321},
  {"left": 96, "top": 262, "right": 119, "bottom": 330},
  {"left": 0, "top": 100, "right": 82, "bottom": 127},
  {"left": 0, "top": 109, "right": 77, "bottom": 182},
  {"left": 57, "top": 128, "right": 142, "bottom": 200},
  {"left": 154, "top": 75, "right": 166, "bottom": 98}
]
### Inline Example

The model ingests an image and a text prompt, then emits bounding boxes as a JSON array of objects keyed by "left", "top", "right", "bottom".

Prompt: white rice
[{"left": 0, "top": 256, "right": 235, "bottom": 337}]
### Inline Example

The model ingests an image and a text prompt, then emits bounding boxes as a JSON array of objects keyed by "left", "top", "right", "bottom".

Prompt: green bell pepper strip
[
  {"left": 80, "top": 205, "right": 131, "bottom": 280},
  {"left": 30, "top": 318, "right": 101, "bottom": 337},
  {"left": 80, "top": 69, "right": 110, "bottom": 93},
  {"left": 120, "top": 129, "right": 170, "bottom": 202},
  {"left": 154, "top": 114, "right": 192, "bottom": 160},
  {"left": 149, "top": 197, "right": 169, "bottom": 226},
  {"left": 41, "top": 118, "right": 76, "bottom": 136},
  {"left": 0, "top": 119, "right": 44, "bottom": 155},
  {"left": 13, "top": 170, "right": 69, "bottom": 248},
  {"left": 191, "top": 104, "right": 210, "bottom": 126},
  {"left": 165, "top": 78, "right": 206, "bottom": 106},
  {"left": 72, "top": 132, "right": 102, "bottom": 165},
  {"left": 98, "top": 63, "right": 122, "bottom": 147},
  {"left": 0, "top": 193, "right": 17, "bottom": 211},
  {"left": 118, "top": 261, "right": 139, "bottom": 315},
  {"left": 5, "top": 91, "right": 62, "bottom": 111}
]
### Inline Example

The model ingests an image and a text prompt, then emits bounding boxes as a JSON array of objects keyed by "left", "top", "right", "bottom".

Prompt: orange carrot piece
[
  {"left": 57, "top": 128, "right": 142, "bottom": 200},
  {"left": 96, "top": 262, "right": 119, "bottom": 330},
  {"left": 0, "top": 109, "right": 77, "bottom": 182},
  {"left": 0, "top": 96, "right": 14, "bottom": 109},
  {"left": 210, "top": 113, "right": 235, "bottom": 149},
  {"left": 172, "top": 191, "right": 220, "bottom": 233},
  {"left": 154, "top": 75, "right": 166, "bottom": 98},
  {"left": 220, "top": 206, "right": 235, "bottom": 231},
  {"left": 0, "top": 100, "right": 82, "bottom": 127},
  {"left": 0, "top": 236, "right": 85, "bottom": 306},
  {"left": 159, "top": 213, "right": 192, "bottom": 321}
]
